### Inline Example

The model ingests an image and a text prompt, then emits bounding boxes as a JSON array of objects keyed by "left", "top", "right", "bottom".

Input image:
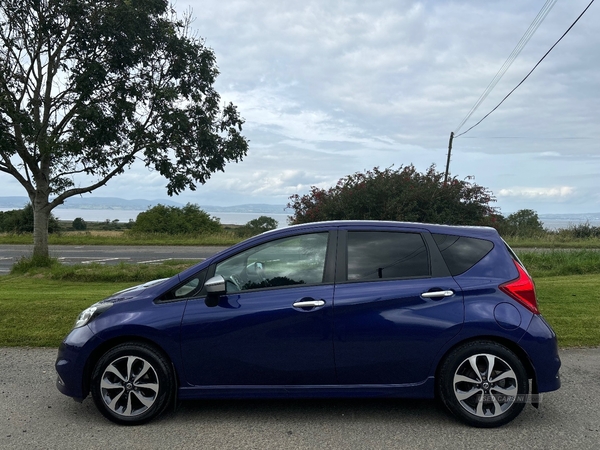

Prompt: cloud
[
  {"left": 3, "top": 0, "right": 600, "bottom": 216},
  {"left": 498, "top": 187, "right": 575, "bottom": 199}
]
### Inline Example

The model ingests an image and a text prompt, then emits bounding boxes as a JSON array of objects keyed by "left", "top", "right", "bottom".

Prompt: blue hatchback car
[{"left": 56, "top": 221, "right": 560, "bottom": 427}]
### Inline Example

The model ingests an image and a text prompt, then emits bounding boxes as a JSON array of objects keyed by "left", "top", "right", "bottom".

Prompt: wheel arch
[
  {"left": 81, "top": 335, "right": 178, "bottom": 400},
  {"left": 434, "top": 335, "right": 536, "bottom": 395}
]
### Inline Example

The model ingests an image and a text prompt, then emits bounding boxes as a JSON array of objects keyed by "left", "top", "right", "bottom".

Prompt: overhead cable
[
  {"left": 456, "top": 0, "right": 596, "bottom": 138},
  {"left": 455, "top": 0, "right": 558, "bottom": 134}
]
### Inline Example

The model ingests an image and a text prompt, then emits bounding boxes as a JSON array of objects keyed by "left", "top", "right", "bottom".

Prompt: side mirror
[
  {"left": 205, "top": 275, "right": 226, "bottom": 294},
  {"left": 204, "top": 275, "right": 225, "bottom": 307}
]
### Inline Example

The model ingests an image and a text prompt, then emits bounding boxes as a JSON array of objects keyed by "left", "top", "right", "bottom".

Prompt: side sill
[{"left": 178, "top": 378, "right": 435, "bottom": 400}]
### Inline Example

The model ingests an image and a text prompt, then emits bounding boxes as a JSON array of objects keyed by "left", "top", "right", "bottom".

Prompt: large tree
[
  {"left": 0, "top": 0, "right": 248, "bottom": 258},
  {"left": 288, "top": 165, "right": 496, "bottom": 226}
]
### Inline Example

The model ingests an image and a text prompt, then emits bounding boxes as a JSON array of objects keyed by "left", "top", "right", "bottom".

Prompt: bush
[
  {"left": 72, "top": 217, "right": 87, "bottom": 230},
  {"left": 236, "top": 216, "right": 279, "bottom": 237},
  {"left": 557, "top": 222, "right": 600, "bottom": 239},
  {"left": 0, "top": 204, "right": 60, "bottom": 234},
  {"left": 11, "top": 255, "right": 60, "bottom": 273},
  {"left": 288, "top": 165, "right": 495, "bottom": 225},
  {"left": 131, "top": 203, "right": 222, "bottom": 235},
  {"left": 496, "top": 209, "right": 545, "bottom": 237}
]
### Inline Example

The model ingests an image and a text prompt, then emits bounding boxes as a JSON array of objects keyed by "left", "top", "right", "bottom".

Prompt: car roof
[{"left": 269, "top": 220, "right": 499, "bottom": 239}]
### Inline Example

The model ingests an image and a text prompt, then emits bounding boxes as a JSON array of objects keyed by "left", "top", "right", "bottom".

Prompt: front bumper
[{"left": 55, "top": 325, "right": 104, "bottom": 400}]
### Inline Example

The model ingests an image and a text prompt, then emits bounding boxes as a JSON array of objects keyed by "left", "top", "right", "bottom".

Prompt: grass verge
[
  {"left": 0, "top": 269, "right": 598, "bottom": 348},
  {"left": 3, "top": 230, "right": 600, "bottom": 248},
  {"left": 0, "top": 276, "right": 135, "bottom": 347},
  {"left": 517, "top": 250, "right": 600, "bottom": 278},
  {"left": 10, "top": 258, "right": 198, "bottom": 282},
  {"left": 0, "top": 230, "right": 243, "bottom": 246},
  {"left": 535, "top": 275, "right": 600, "bottom": 348},
  {"left": 506, "top": 236, "right": 600, "bottom": 249}
]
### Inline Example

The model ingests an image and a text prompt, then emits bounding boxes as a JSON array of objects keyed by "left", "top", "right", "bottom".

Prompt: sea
[
  {"left": 4, "top": 207, "right": 600, "bottom": 231},
  {"left": 45, "top": 208, "right": 292, "bottom": 228}
]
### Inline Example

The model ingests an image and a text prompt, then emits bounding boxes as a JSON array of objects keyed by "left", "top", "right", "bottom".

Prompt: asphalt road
[
  {"left": 0, "top": 347, "right": 598, "bottom": 449},
  {"left": 0, "top": 245, "right": 230, "bottom": 274}
]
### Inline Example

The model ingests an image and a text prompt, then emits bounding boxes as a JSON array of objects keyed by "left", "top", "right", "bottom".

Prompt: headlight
[{"left": 74, "top": 302, "right": 113, "bottom": 329}]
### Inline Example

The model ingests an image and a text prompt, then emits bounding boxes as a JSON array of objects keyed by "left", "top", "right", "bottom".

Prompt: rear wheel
[
  {"left": 91, "top": 343, "right": 174, "bottom": 425},
  {"left": 438, "top": 341, "right": 528, "bottom": 428}
]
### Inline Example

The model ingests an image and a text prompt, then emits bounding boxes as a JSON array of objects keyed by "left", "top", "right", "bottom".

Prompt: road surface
[
  {"left": 0, "top": 245, "right": 229, "bottom": 274},
  {"left": 0, "top": 347, "right": 598, "bottom": 449}
]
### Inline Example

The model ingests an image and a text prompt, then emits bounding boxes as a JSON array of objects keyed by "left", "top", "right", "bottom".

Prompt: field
[{"left": 0, "top": 249, "right": 599, "bottom": 348}]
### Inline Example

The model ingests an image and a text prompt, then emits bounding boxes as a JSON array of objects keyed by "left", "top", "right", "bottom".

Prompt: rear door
[{"left": 333, "top": 228, "right": 464, "bottom": 385}]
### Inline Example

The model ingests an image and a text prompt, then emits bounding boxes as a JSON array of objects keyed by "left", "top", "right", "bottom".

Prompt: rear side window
[
  {"left": 347, "top": 231, "right": 429, "bottom": 281},
  {"left": 432, "top": 233, "right": 494, "bottom": 276}
]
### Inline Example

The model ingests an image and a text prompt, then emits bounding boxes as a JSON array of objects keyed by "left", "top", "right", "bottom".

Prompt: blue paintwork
[
  {"left": 333, "top": 276, "right": 463, "bottom": 384},
  {"left": 55, "top": 220, "right": 561, "bottom": 407},
  {"left": 179, "top": 285, "right": 336, "bottom": 386}
]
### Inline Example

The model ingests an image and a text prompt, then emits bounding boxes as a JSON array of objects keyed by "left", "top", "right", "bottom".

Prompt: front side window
[
  {"left": 347, "top": 231, "right": 429, "bottom": 281},
  {"left": 215, "top": 233, "right": 329, "bottom": 292},
  {"left": 159, "top": 268, "right": 208, "bottom": 301}
]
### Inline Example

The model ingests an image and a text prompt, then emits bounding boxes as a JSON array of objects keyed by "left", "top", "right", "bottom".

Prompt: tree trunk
[{"left": 32, "top": 196, "right": 51, "bottom": 259}]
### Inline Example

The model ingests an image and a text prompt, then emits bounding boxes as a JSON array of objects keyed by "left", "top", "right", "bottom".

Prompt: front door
[{"left": 180, "top": 231, "right": 337, "bottom": 386}]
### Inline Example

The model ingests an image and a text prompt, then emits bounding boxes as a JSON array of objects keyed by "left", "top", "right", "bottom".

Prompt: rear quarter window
[{"left": 432, "top": 233, "right": 494, "bottom": 276}]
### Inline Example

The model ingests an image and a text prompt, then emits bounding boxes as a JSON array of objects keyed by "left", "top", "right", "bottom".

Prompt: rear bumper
[{"left": 519, "top": 314, "right": 561, "bottom": 393}]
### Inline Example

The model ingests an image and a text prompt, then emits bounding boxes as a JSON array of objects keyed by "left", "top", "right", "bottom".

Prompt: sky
[{"left": 3, "top": 0, "right": 600, "bottom": 215}]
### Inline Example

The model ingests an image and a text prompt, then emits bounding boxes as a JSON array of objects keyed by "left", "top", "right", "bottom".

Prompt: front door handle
[
  {"left": 421, "top": 290, "right": 454, "bottom": 299},
  {"left": 293, "top": 299, "right": 326, "bottom": 308}
]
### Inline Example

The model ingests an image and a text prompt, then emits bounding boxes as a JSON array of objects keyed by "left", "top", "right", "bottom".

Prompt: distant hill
[
  {"left": 0, "top": 196, "right": 288, "bottom": 214},
  {"left": 539, "top": 213, "right": 600, "bottom": 221}
]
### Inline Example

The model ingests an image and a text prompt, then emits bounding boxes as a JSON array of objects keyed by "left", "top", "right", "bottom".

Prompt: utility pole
[{"left": 444, "top": 131, "right": 454, "bottom": 185}]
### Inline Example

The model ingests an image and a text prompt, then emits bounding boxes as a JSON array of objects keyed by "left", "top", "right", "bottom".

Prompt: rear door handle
[
  {"left": 421, "top": 290, "right": 454, "bottom": 299},
  {"left": 293, "top": 299, "right": 325, "bottom": 308}
]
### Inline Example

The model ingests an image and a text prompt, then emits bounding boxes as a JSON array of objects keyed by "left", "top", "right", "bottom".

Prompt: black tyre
[
  {"left": 438, "top": 341, "right": 528, "bottom": 428},
  {"left": 91, "top": 343, "right": 174, "bottom": 425}
]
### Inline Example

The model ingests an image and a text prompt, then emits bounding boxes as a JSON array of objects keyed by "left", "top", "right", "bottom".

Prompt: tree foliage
[
  {"left": 72, "top": 217, "right": 87, "bottom": 231},
  {"left": 287, "top": 165, "right": 496, "bottom": 225},
  {"left": 131, "top": 203, "right": 221, "bottom": 235},
  {"left": 0, "top": 0, "right": 248, "bottom": 257},
  {"left": 236, "top": 215, "right": 279, "bottom": 237},
  {"left": 497, "top": 209, "right": 545, "bottom": 237},
  {"left": 0, "top": 204, "right": 59, "bottom": 234}
]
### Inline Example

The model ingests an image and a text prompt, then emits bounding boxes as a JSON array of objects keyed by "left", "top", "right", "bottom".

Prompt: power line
[
  {"left": 454, "top": 0, "right": 558, "bottom": 134},
  {"left": 460, "top": 136, "right": 594, "bottom": 140},
  {"left": 455, "top": 0, "right": 596, "bottom": 138}
]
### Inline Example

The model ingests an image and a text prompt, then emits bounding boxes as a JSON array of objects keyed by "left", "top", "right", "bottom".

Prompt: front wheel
[
  {"left": 91, "top": 343, "right": 174, "bottom": 425},
  {"left": 438, "top": 341, "right": 528, "bottom": 428}
]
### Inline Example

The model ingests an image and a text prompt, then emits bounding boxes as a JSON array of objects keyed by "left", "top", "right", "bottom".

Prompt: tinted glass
[
  {"left": 215, "top": 233, "right": 329, "bottom": 291},
  {"left": 432, "top": 233, "right": 494, "bottom": 276},
  {"left": 159, "top": 268, "right": 207, "bottom": 301},
  {"left": 347, "top": 231, "right": 429, "bottom": 281}
]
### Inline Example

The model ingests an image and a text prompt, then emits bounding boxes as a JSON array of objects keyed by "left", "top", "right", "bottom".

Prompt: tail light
[{"left": 499, "top": 260, "right": 539, "bottom": 314}]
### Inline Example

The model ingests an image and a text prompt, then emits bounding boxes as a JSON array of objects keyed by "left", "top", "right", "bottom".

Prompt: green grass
[
  {"left": 0, "top": 276, "right": 135, "bottom": 347},
  {"left": 3, "top": 228, "right": 600, "bottom": 248},
  {"left": 0, "top": 270, "right": 598, "bottom": 348},
  {"left": 517, "top": 250, "right": 600, "bottom": 278},
  {"left": 535, "top": 275, "right": 600, "bottom": 347},
  {"left": 1, "top": 250, "right": 599, "bottom": 348},
  {"left": 0, "top": 230, "right": 243, "bottom": 246},
  {"left": 506, "top": 236, "right": 600, "bottom": 249},
  {"left": 11, "top": 258, "right": 198, "bottom": 282}
]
